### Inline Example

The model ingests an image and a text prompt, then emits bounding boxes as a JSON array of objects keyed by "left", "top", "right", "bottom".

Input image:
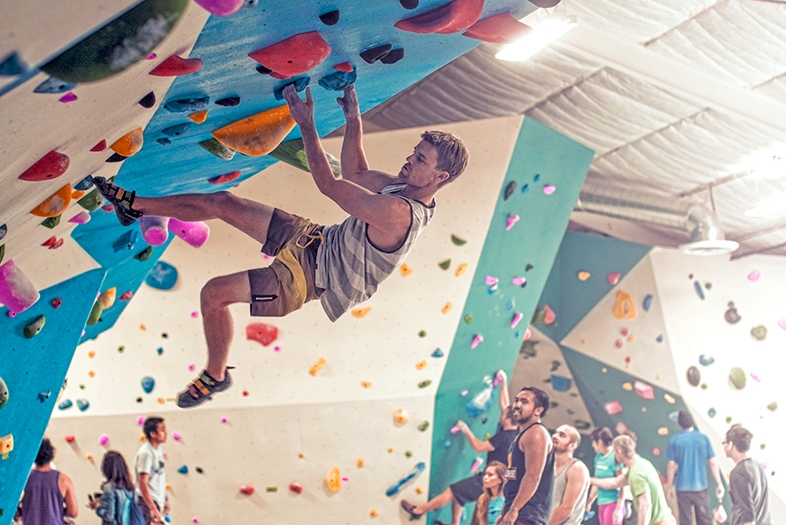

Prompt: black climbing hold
[
  {"left": 360, "top": 44, "right": 393, "bottom": 64},
  {"left": 161, "top": 332, "right": 169, "bottom": 339},
  {"left": 481, "top": 417, "right": 488, "bottom": 424},
  {"left": 195, "top": 466, "right": 204, "bottom": 474},
  {"left": 38, "top": 391, "right": 51, "bottom": 402},
  {"left": 319, "top": 10, "right": 340, "bottom": 25},
  {"left": 243, "top": 0, "right": 258, "bottom": 6},
  {"left": 504, "top": 181, "right": 516, "bottom": 200},
  {"left": 139, "top": 91, "right": 156, "bottom": 108},
  {"left": 256, "top": 64, "right": 273, "bottom": 75},
  {"left": 136, "top": 397, "right": 143, "bottom": 403},
  {"left": 135, "top": 246, "right": 153, "bottom": 261},
  {"left": 156, "top": 138, "right": 171, "bottom": 146},
  {"left": 380, "top": 48, "right": 404, "bottom": 65},
  {"left": 215, "top": 96, "right": 240, "bottom": 107},
  {"left": 106, "top": 153, "right": 127, "bottom": 163},
  {"left": 0, "top": 52, "right": 27, "bottom": 76},
  {"left": 164, "top": 96, "right": 209, "bottom": 113},
  {"left": 400, "top": 0, "right": 419, "bottom": 8},
  {"left": 525, "top": 264, "right": 534, "bottom": 272}
]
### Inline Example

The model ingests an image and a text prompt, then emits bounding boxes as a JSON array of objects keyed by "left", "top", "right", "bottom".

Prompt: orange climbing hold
[
  {"left": 400, "top": 264, "right": 412, "bottom": 277},
  {"left": 333, "top": 62, "right": 354, "bottom": 73},
  {"left": 463, "top": 12, "right": 533, "bottom": 44},
  {"left": 110, "top": 128, "right": 143, "bottom": 157},
  {"left": 211, "top": 105, "right": 296, "bottom": 157},
  {"left": 248, "top": 32, "right": 331, "bottom": 79},
  {"left": 309, "top": 357, "right": 326, "bottom": 376},
  {"left": 325, "top": 466, "right": 341, "bottom": 493},
  {"left": 149, "top": 55, "right": 203, "bottom": 77},
  {"left": 188, "top": 110, "right": 208, "bottom": 124},
  {"left": 351, "top": 307, "right": 371, "bottom": 318},
  {"left": 395, "top": 0, "right": 484, "bottom": 34},
  {"left": 612, "top": 291, "right": 637, "bottom": 319},
  {"left": 31, "top": 184, "right": 72, "bottom": 217},
  {"left": 18, "top": 150, "right": 70, "bottom": 181}
]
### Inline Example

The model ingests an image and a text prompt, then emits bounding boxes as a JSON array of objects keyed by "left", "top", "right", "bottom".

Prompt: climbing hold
[
  {"left": 657, "top": 427, "right": 669, "bottom": 436},
  {"left": 150, "top": 55, "right": 203, "bottom": 76},
  {"left": 188, "top": 110, "right": 208, "bottom": 124},
  {"left": 359, "top": 44, "right": 393, "bottom": 64},
  {"left": 503, "top": 181, "right": 517, "bottom": 200},
  {"left": 393, "top": 408, "right": 409, "bottom": 424},
  {"left": 604, "top": 401, "right": 623, "bottom": 415},
  {"left": 0, "top": 378, "right": 8, "bottom": 409},
  {"left": 612, "top": 291, "right": 637, "bottom": 319},
  {"left": 138, "top": 92, "right": 156, "bottom": 108},
  {"left": 729, "top": 367, "right": 746, "bottom": 390},
  {"left": 309, "top": 357, "right": 326, "bottom": 376},
  {"left": 694, "top": 281, "right": 705, "bottom": 300},
  {"left": 207, "top": 170, "right": 241, "bottom": 185},
  {"left": 506, "top": 214, "right": 519, "bottom": 230},
  {"left": 0, "top": 260, "right": 40, "bottom": 314},
  {"left": 99, "top": 288, "right": 116, "bottom": 309},
  {"left": 140, "top": 216, "right": 170, "bottom": 246},
  {"left": 105, "top": 153, "right": 127, "bottom": 163},
  {"left": 642, "top": 294, "right": 653, "bottom": 312},
  {"left": 194, "top": 0, "right": 244, "bottom": 16},
  {"left": 399, "top": 263, "right": 413, "bottom": 278},
  {"left": 747, "top": 270, "right": 760, "bottom": 282},
  {"left": 385, "top": 462, "right": 425, "bottom": 497},
  {"left": 415, "top": 360, "right": 427, "bottom": 370},
  {"left": 249, "top": 32, "right": 330, "bottom": 78},
  {"left": 0, "top": 225, "right": 5, "bottom": 242},
  {"left": 164, "top": 96, "right": 210, "bottom": 113},
  {"left": 622, "top": 382, "right": 633, "bottom": 391},
  {"left": 767, "top": 402, "right": 778, "bottom": 412},
  {"left": 168, "top": 219, "right": 209, "bottom": 248},
  {"left": 418, "top": 330, "right": 427, "bottom": 338},
  {"left": 510, "top": 312, "right": 524, "bottom": 329},
  {"left": 77, "top": 399, "right": 90, "bottom": 411},
  {"left": 215, "top": 96, "right": 240, "bottom": 107},
  {"left": 34, "top": 76, "right": 76, "bottom": 94},
  {"left": 361, "top": 381, "right": 372, "bottom": 388},
  {"left": 464, "top": 314, "right": 473, "bottom": 324},
  {"left": 512, "top": 276, "right": 527, "bottom": 287},
  {"left": 59, "top": 91, "right": 78, "bottom": 102},
  {"left": 725, "top": 303, "right": 741, "bottom": 324},
  {"left": 246, "top": 322, "right": 278, "bottom": 346},
  {"left": 470, "top": 334, "right": 483, "bottom": 349},
  {"left": 0, "top": 434, "right": 14, "bottom": 459},
  {"left": 119, "top": 291, "right": 133, "bottom": 301},
  {"left": 178, "top": 465, "right": 189, "bottom": 474},
  {"left": 31, "top": 184, "right": 72, "bottom": 217},
  {"left": 239, "top": 485, "right": 254, "bottom": 495},
  {"left": 699, "top": 355, "right": 714, "bottom": 366},
  {"left": 380, "top": 48, "right": 405, "bottom": 65},
  {"left": 212, "top": 105, "right": 295, "bottom": 156},
  {"left": 543, "top": 185, "right": 556, "bottom": 195},
  {"left": 451, "top": 234, "right": 467, "bottom": 247},
  {"left": 418, "top": 380, "right": 432, "bottom": 389},
  {"left": 69, "top": 211, "right": 91, "bottom": 225},
  {"left": 161, "top": 123, "right": 190, "bottom": 137},
  {"left": 58, "top": 399, "right": 73, "bottom": 410},
  {"left": 418, "top": 421, "right": 430, "bottom": 432},
  {"left": 273, "top": 76, "right": 310, "bottom": 100},
  {"left": 23, "top": 315, "right": 46, "bottom": 338},
  {"left": 111, "top": 128, "right": 144, "bottom": 157},
  {"left": 576, "top": 271, "right": 590, "bottom": 281},
  {"left": 634, "top": 381, "right": 654, "bottom": 400},
  {"left": 455, "top": 263, "right": 468, "bottom": 276},
  {"left": 18, "top": 151, "right": 70, "bottom": 182},
  {"left": 135, "top": 246, "right": 153, "bottom": 262},
  {"left": 332, "top": 62, "right": 354, "bottom": 74},
  {"left": 607, "top": 272, "right": 621, "bottom": 286},
  {"left": 656, "top": 334, "right": 664, "bottom": 343},
  {"left": 370, "top": 509, "right": 379, "bottom": 517},
  {"left": 0, "top": 52, "right": 27, "bottom": 76},
  {"left": 438, "top": 259, "right": 451, "bottom": 270},
  {"left": 145, "top": 261, "right": 178, "bottom": 290},
  {"left": 41, "top": 215, "right": 61, "bottom": 229},
  {"left": 395, "top": 0, "right": 483, "bottom": 34},
  {"left": 469, "top": 456, "right": 484, "bottom": 474},
  {"left": 112, "top": 230, "right": 138, "bottom": 252},
  {"left": 325, "top": 467, "right": 341, "bottom": 493},
  {"left": 750, "top": 325, "right": 767, "bottom": 341},
  {"left": 431, "top": 348, "right": 444, "bottom": 358},
  {"left": 319, "top": 68, "right": 357, "bottom": 91},
  {"left": 91, "top": 140, "right": 107, "bottom": 152},
  {"left": 319, "top": 10, "right": 340, "bottom": 25},
  {"left": 463, "top": 12, "right": 533, "bottom": 44},
  {"left": 199, "top": 138, "right": 236, "bottom": 161},
  {"left": 521, "top": 183, "right": 530, "bottom": 194},
  {"left": 550, "top": 375, "right": 571, "bottom": 392},
  {"left": 98, "top": 434, "right": 109, "bottom": 446},
  {"left": 0, "top": 245, "right": 4, "bottom": 265},
  {"left": 78, "top": 189, "right": 106, "bottom": 211}
]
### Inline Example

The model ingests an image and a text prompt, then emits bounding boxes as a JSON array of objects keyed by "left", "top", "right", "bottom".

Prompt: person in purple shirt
[{"left": 17, "top": 438, "right": 78, "bottom": 525}]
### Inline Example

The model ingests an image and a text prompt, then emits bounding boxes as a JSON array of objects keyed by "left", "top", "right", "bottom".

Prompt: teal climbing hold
[
  {"left": 273, "top": 77, "right": 310, "bottom": 100},
  {"left": 0, "top": 52, "right": 28, "bottom": 76},
  {"left": 74, "top": 175, "right": 94, "bottom": 191},
  {"left": 431, "top": 348, "right": 444, "bottom": 358},
  {"left": 24, "top": 315, "right": 46, "bottom": 338},
  {"left": 113, "top": 230, "right": 138, "bottom": 252},
  {"left": 141, "top": 376, "right": 155, "bottom": 393},
  {"left": 178, "top": 465, "right": 188, "bottom": 474},
  {"left": 693, "top": 281, "right": 704, "bottom": 300},
  {"left": 708, "top": 408, "right": 716, "bottom": 418},
  {"left": 145, "top": 261, "right": 178, "bottom": 290},
  {"left": 76, "top": 399, "right": 90, "bottom": 411},
  {"left": 0, "top": 224, "right": 6, "bottom": 242},
  {"left": 58, "top": 399, "right": 73, "bottom": 410},
  {"left": 161, "top": 123, "right": 190, "bottom": 137},
  {"left": 698, "top": 355, "right": 714, "bottom": 366},
  {"left": 550, "top": 375, "right": 572, "bottom": 392},
  {"left": 319, "top": 69, "right": 356, "bottom": 91}
]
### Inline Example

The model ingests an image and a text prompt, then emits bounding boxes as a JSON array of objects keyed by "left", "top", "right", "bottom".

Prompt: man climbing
[{"left": 93, "top": 84, "right": 469, "bottom": 408}]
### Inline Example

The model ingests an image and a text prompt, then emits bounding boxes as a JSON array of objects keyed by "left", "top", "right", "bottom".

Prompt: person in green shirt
[{"left": 591, "top": 435, "right": 675, "bottom": 525}]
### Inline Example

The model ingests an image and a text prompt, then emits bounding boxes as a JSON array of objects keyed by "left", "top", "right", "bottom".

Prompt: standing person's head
[
  {"left": 589, "top": 427, "right": 614, "bottom": 454},
  {"left": 723, "top": 424, "right": 753, "bottom": 459},
  {"left": 471, "top": 461, "right": 507, "bottom": 525},
  {"left": 101, "top": 451, "right": 134, "bottom": 491},
  {"left": 34, "top": 438, "right": 55, "bottom": 467},
  {"left": 678, "top": 410, "right": 694, "bottom": 430},
  {"left": 552, "top": 425, "right": 581, "bottom": 456},
  {"left": 512, "top": 387, "right": 550, "bottom": 425},
  {"left": 143, "top": 416, "right": 167, "bottom": 446},
  {"left": 611, "top": 435, "right": 637, "bottom": 465},
  {"left": 399, "top": 131, "right": 469, "bottom": 190}
]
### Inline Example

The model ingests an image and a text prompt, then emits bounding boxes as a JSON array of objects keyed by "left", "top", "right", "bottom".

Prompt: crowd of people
[{"left": 16, "top": 417, "right": 169, "bottom": 525}]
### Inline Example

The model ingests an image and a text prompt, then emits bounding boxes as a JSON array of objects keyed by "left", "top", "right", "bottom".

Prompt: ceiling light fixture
[
  {"left": 745, "top": 195, "right": 786, "bottom": 218},
  {"left": 495, "top": 16, "right": 578, "bottom": 62}
]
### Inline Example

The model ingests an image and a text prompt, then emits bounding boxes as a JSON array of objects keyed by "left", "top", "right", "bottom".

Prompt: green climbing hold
[
  {"left": 24, "top": 315, "right": 46, "bottom": 338},
  {"left": 464, "top": 315, "right": 473, "bottom": 324},
  {"left": 269, "top": 139, "right": 341, "bottom": 178},
  {"left": 87, "top": 300, "right": 103, "bottom": 326},
  {"left": 265, "top": 486, "right": 278, "bottom": 493},
  {"left": 404, "top": 450, "right": 413, "bottom": 458},
  {"left": 0, "top": 377, "right": 9, "bottom": 409},
  {"left": 41, "top": 215, "right": 61, "bottom": 229},
  {"left": 418, "top": 380, "right": 432, "bottom": 389},
  {"left": 750, "top": 325, "right": 767, "bottom": 341},
  {"left": 451, "top": 234, "right": 467, "bottom": 246},
  {"left": 118, "top": 345, "right": 125, "bottom": 353},
  {"left": 77, "top": 189, "right": 106, "bottom": 211},
  {"left": 0, "top": 244, "right": 4, "bottom": 265},
  {"left": 767, "top": 402, "right": 777, "bottom": 412},
  {"left": 483, "top": 432, "right": 491, "bottom": 441},
  {"left": 519, "top": 339, "right": 538, "bottom": 358},
  {"left": 729, "top": 367, "right": 746, "bottom": 390},
  {"left": 199, "top": 138, "right": 235, "bottom": 161},
  {"left": 418, "top": 330, "right": 426, "bottom": 338},
  {"left": 135, "top": 246, "right": 153, "bottom": 261},
  {"left": 438, "top": 259, "right": 451, "bottom": 270},
  {"left": 417, "top": 421, "right": 429, "bottom": 432}
]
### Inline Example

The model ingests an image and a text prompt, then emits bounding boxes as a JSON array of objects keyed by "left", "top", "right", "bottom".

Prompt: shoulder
[
  {"left": 569, "top": 459, "right": 590, "bottom": 478},
  {"left": 58, "top": 471, "right": 74, "bottom": 488}
]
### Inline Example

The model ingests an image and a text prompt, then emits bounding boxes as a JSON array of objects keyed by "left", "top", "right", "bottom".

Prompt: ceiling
[{"left": 360, "top": 0, "right": 786, "bottom": 258}]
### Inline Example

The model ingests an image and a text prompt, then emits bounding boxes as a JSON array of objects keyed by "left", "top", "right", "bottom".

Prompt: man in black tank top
[{"left": 501, "top": 387, "right": 555, "bottom": 525}]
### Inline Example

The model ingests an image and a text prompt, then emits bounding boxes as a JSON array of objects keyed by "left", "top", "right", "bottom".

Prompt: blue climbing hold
[
  {"left": 273, "top": 77, "right": 310, "bottom": 100},
  {"left": 157, "top": 138, "right": 171, "bottom": 145},
  {"left": 708, "top": 408, "right": 716, "bottom": 418},
  {"left": 550, "top": 374, "right": 572, "bottom": 392},
  {"left": 141, "top": 376, "right": 155, "bottom": 394},
  {"left": 656, "top": 335, "right": 664, "bottom": 343},
  {"left": 642, "top": 294, "right": 653, "bottom": 312},
  {"left": 74, "top": 175, "right": 94, "bottom": 191},
  {"left": 693, "top": 281, "right": 705, "bottom": 300},
  {"left": 521, "top": 184, "right": 529, "bottom": 194},
  {"left": 34, "top": 76, "right": 77, "bottom": 94},
  {"left": 431, "top": 348, "right": 444, "bottom": 358},
  {"left": 178, "top": 465, "right": 189, "bottom": 474},
  {"left": 58, "top": 399, "right": 73, "bottom": 410},
  {"left": 444, "top": 440, "right": 451, "bottom": 449},
  {"left": 146, "top": 261, "right": 178, "bottom": 290},
  {"left": 668, "top": 410, "right": 679, "bottom": 423},
  {"left": 0, "top": 223, "right": 6, "bottom": 242},
  {"left": 161, "top": 123, "right": 190, "bottom": 137},
  {"left": 38, "top": 391, "right": 51, "bottom": 403},
  {"left": 506, "top": 299, "right": 515, "bottom": 311},
  {"left": 157, "top": 347, "right": 164, "bottom": 356},
  {"left": 318, "top": 69, "right": 356, "bottom": 91},
  {"left": 385, "top": 462, "right": 425, "bottom": 497},
  {"left": 164, "top": 96, "right": 210, "bottom": 113},
  {"left": 76, "top": 399, "right": 90, "bottom": 411},
  {"left": 0, "top": 52, "right": 28, "bottom": 76},
  {"left": 533, "top": 174, "right": 541, "bottom": 182},
  {"left": 112, "top": 229, "right": 138, "bottom": 252},
  {"left": 699, "top": 354, "right": 715, "bottom": 366}
]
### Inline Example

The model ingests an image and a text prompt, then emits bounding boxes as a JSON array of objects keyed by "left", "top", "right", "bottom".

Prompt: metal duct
[{"left": 575, "top": 188, "right": 739, "bottom": 255}]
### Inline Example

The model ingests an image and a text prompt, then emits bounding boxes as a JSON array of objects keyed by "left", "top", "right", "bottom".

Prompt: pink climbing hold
[
  {"left": 188, "top": 364, "right": 196, "bottom": 372},
  {"left": 506, "top": 214, "right": 519, "bottom": 230},
  {"left": 469, "top": 457, "right": 484, "bottom": 473},
  {"left": 139, "top": 216, "right": 170, "bottom": 246},
  {"left": 190, "top": 311, "right": 199, "bottom": 318},
  {"left": 172, "top": 432, "right": 182, "bottom": 441},
  {"left": 248, "top": 32, "right": 331, "bottom": 79},
  {"left": 194, "top": 0, "right": 244, "bottom": 16},
  {"left": 604, "top": 400, "right": 623, "bottom": 415},
  {"left": 146, "top": 53, "right": 157, "bottom": 60},
  {"left": 615, "top": 340, "right": 623, "bottom": 348},
  {"left": 119, "top": 291, "right": 133, "bottom": 301},
  {"left": 510, "top": 312, "right": 523, "bottom": 329},
  {"left": 543, "top": 185, "right": 555, "bottom": 195},
  {"left": 137, "top": 416, "right": 145, "bottom": 425},
  {"left": 59, "top": 92, "right": 77, "bottom": 103},
  {"left": 512, "top": 276, "right": 526, "bottom": 286},
  {"left": 485, "top": 276, "right": 498, "bottom": 286},
  {"left": 634, "top": 380, "right": 654, "bottom": 400},
  {"left": 542, "top": 304, "right": 556, "bottom": 325},
  {"left": 470, "top": 333, "right": 483, "bottom": 349},
  {"left": 0, "top": 260, "right": 40, "bottom": 314},
  {"left": 747, "top": 270, "right": 760, "bottom": 282},
  {"left": 246, "top": 322, "right": 278, "bottom": 346},
  {"left": 778, "top": 318, "right": 786, "bottom": 331},
  {"left": 450, "top": 425, "right": 460, "bottom": 434},
  {"left": 149, "top": 55, "right": 203, "bottom": 77},
  {"left": 220, "top": 416, "right": 228, "bottom": 424},
  {"left": 68, "top": 211, "right": 91, "bottom": 224},
  {"left": 18, "top": 150, "right": 70, "bottom": 181},
  {"left": 99, "top": 434, "right": 109, "bottom": 446},
  {"left": 168, "top": 219, "right": 209, "bottom": 248},
  {"left": 607, "top": 272, "right": 621, "bottom": 286},
  {"left": 523, "top": 328, "right": 532, "bottom": 341}
]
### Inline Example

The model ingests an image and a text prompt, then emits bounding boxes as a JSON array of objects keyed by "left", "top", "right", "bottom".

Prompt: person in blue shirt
[
  {"left": 665, "top": 410, "right": 724, "bottom": 525},
  {"left": 470, "top": 461, "right": 507, "bottom": 525}
]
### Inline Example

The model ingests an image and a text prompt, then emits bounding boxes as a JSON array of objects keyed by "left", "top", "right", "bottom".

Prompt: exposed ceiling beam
[{"left": 560, "top": 25, "right": 786, "bottom": 136}]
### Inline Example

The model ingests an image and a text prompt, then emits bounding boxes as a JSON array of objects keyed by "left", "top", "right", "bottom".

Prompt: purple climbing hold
[
  {"left": 380, "top": 48, "right": 404, "bottom": 64},
  {"left": 503, "top": 181, "right": 516, "bottom": 200},
  {"left": 319, "top": 10, "right": 340, "bottom": 25},
  {"left": 215, "top": 96, "right": 240, "bottom": 107},
  {"left": 687, "top": 366, "right": 700, "bottom": 387},
  {"left": 360, "top": 44, "right": 393, "bottom": 64}
]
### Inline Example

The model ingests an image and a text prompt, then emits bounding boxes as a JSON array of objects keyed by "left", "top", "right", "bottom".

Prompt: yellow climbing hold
[
  {"left": 664, "top": 394, "right": 676, "bottom": 404},
  {"left": 356, "top": 458, "right": 365, "bottom": 468},
  {"left": 455, "top": 263, "right": 468, "bottom": 277},
  {"left": 657, "top": 427, "right": 669, "bottom": 436},
  {"left": 622, "top": 382, "right": 632, "bottom": 391},
  {"left": 627, "top": 334, "right": 636, "bottom": 342},
  {"left": 400, "top": 263, "right": 412, "bottom": 277},
  {"left": 415, "top": 360, "right": 427, "bottom": 370},
  {"left": 110, "top": 128, "right": 143, "bottom": 157},
  {"left": 612, "top": 291, "right": 637, "bottom": 319},
  {"left": 577, "top": 271, "right": 590, "bottom": 281},
  {"left": 211, "top": 104, "right": 296, "bottom": 156},
  {"left": 309, "top": 357, "right": 326, "bottom": 376},
  {"left": 31, "top": 184, "right": 72, "bottom": 217},
  {"left": 325, "top": 466, "right": 341, "bottom": 493},
  {"left": 442, "top": 302, "right": 453, "bottom": 314},
  {"left": 188, "top": 110, "right": 208, "bottom": 124},
  {"left": 351, "top": 307, "right": 371, "bottom": 318}
]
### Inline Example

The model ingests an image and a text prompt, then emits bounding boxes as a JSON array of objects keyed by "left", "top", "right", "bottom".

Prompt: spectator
[
  {"left": 470, "top": 461, "right": 507, "bottom": 525},
  {"left": 135, "top": 417, "right": 169, "bottom": 525},
  {"left": 723, "top": 424, "right": 772, "bottom": 525},
  {"left": 585, "top": 427, "right": 625, "bottom": 525},
  {"left": 18, "top": 438, "right": 78, "bottom": 525},
  {"left": 89, "top": 451, "right": 137, "bottom": 525},
  {"left": 548, "top": 425, "right": 590, "bottom": 525}
]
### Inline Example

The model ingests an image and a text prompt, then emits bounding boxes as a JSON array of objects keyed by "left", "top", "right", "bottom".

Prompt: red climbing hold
[
  {"left": 248, "top": 32, "right": 330, "bottom": 79},
  {"left": 239, "top": 486, "right": 255, "bottom": 495},
  {"left": 208, "top": 171, "right": 241, "bottom": 184},
  {"left": 18, "top": 151, "right": 70, "bottom": 181},
  {"left": 246, "top": 322, "right": 278, "bottom": 347},
  {"left": 395, "top": 0, "right": 484, "bottom": 35},
  {"left": 333, "top": 62, "right": 354, "bottom": 73},
  {"left": 463, "top": 12, "right": 533, "bottom": 44},
  {"left": 91, "top": 139, "right": 107, "bottom": 152},
  {"left": 149, "top": 55, "right": 203, "bottom": 77},
  {"left": 65, "top": 435, "right": 75, "bottom": 443}
]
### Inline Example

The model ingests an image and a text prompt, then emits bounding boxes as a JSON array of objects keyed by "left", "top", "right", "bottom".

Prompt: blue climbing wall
[
  {"left": 429, "top": 117, "right": 594, "bottom": 524},
  {"left": 0, "top": 269, "right": 105, "bottom": 521}
]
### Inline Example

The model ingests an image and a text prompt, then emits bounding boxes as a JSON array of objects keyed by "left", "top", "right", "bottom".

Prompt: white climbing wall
[{"left": 44, "top": 116, "right": 524, "bottom": 524}]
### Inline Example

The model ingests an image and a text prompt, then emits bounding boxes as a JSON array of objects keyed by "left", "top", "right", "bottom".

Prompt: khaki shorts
[{"left": 248, "top": 208, "right": 324, "bottom": 317}]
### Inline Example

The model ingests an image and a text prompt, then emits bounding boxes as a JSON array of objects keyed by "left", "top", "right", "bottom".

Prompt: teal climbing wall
[
  {"left": 0, "top": 269, "right": 105, "bottom": 522},
  {"left": 429, "top": 118, "right": 594, "bottom": 524}
]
